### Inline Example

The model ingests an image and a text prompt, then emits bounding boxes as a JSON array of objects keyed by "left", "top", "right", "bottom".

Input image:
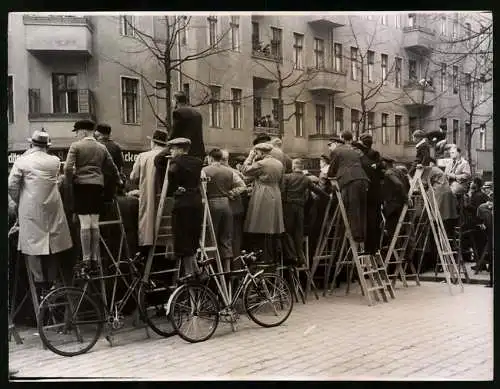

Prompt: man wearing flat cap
[
  {"left": 156, "top": 137, "right": 204, "bottom": 278},
  {"left": 327, "top": 131, "right": 370, "bottom": 253},
  {"left": 9, "top": 129, "right": 73, "bottom": 297},
  {"left": 168, "top": 91, "right": 206, "bottom": 161},
  {"left": 130, "top": 130, "right": 168, "bottom": 254}
]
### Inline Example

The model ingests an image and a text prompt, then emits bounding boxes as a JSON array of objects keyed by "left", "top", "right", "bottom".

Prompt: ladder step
[
  {"left": 150, "top": 269, "right": 179, "bottom": 275},
  {"left": 99, "top": 220, "right": 122, "bottom": 226},
  {"left": 366, "top": 286, "right": 386, "bottom": 292}
]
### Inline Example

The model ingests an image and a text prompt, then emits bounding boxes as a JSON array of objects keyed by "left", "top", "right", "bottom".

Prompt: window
[
  {"left": 465, "top": 73, "right": 471, "bottom": 100},
  {"left": 409, "top": 116, "right": 417, "bottom": 139},
  {"left": 464, "top": 22, "right": 471, "bottom": 46},
  {"left": 367, "top": 51, "right": 375, "bottom": 82},
  {"left": 351, "top": 47, "right": 358, "bottom": 80},
  {"left": 231, "top": 88, "right": 242, "bottom": 129},
  {"left": 253, "top": 97, "right": 262, "bottom": 123},
  {"left": 335, "top": 107, "right": 343, "bottom": 135},
  {"left": 179, "top": 16, "right": 188, "bottom": 45},
  {"left": 408, "top": 13, "right": 416, "bottom": 28},
  {"left": 395, "top": 115, "right": 402, "bottom": 144},
  {"left": 452, "top": 65, "right": 458, "bottom": 94},
  {"left": 409, "top": 59, "right": 417, "bottom": 81},
  {"left": 351, "top": 109, "right": 359, "bottom": 134},
  {"left": 315, "top": 104, "right": 326, "bottom": 134},
  {"left": 452, "top": 15, "right": 458, "bottom": 38},
  {"left": 314, "top": 38, "right": 325, "bottom": 69},
  {"left": 440, "top": 63, "right": 447, "bottom": 92},
  {"left": 295, "top": 102, "right": 305, "bottom": 137},
  {"left": 207, "top": 16, "right": 218, "bottom": 46},
  {"left": 381, "top": 54, "right": 388, "bottom": 83},
  {"left": 367, "top": 111, "right": 375, "bottom": 138},
  {"left": 183, "top": 83, "right": 190, "bottom": 104},
  {"left": 252, "top": 22, "right": 260, "bottom": 51},
  {"left": 381, "top": 113, "right": 388, "bottom": 144},
  {"left": 334, "top": 43, "right": 342, "bottom": 72},
  {"left": 380, "top": 14, "right": 388, "bottom": 25},
  {"left": 271, "top": 27, "right": 282, "bottom": 59},
  {"left": 440, "top": 16, "right": 447, "bottom": 35},
  {"left": 8, "top": 75, "right": 14, "bottom": 123},
  {"left": 230, "top": 16, "right": 240, "bottom": 51},
  {"left": 209, "top": 85, "right": 221, "bottom": 127},
  {"left": 272, "top": 98, "right": 279, "bottom": 123},
  {"left": 479, "top": 124, "right": 486, "bottom": 150},
  {"left": 293, "top": 33, "right": 304, "bottom": 70},
  {"left": 120, "top": 15, "right": 135, "bottom": 37},
  {"left": 155, "top": 81, "right": 167, "bottom": 127},
  {"left": 29, "top": 88, "right": 40, "bottom": 114},
  {"left": 453, "top": 119, "right": 459, "bottom": 144},
  {"left": 440, "top": 117, "right": 447, "bottom": 133},
  {"left": 52, "top": 73, "right": 78, "bottom": 114},
  {"left": 395, "top": 57, "right": 402, "bottom": 88},
  {"left": 395, "top": 14, "right": 401, "bottom": 28},
  {"left": 121, "top": 77, "right": 139, "bottom": 124}
]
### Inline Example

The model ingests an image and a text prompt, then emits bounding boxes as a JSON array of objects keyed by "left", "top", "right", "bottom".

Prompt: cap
[
  {"left": 328, "top": 136, "right": 345, "bottom": 145},
  {"left": 95, "top": 123, "right": 112, "bottom": 135},
  {"left": 254, "top": 143, "right": 273, "bottom": 152},
  {"left": 359, "top": 132, "right": 373, "bottom": 142},
  {"left": 28, "top": 129, "right": 51, "bottom": 146},
  {"left": 167, "top": 137, "right": 192, "bottom": 147},
  {"left": 412, "top": 129, "right": 426, "bottom": 139},
  {"left": 253, "top": 134, "right": 272, "bottom": 146},
  {"left": 147, "top": 130, "right": 168, "bottom": 145},
  {"left": 73, "top": 119, "right": 96, "bottom": 132}
]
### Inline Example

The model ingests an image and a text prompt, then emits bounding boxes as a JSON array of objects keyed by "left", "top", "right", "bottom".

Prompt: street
[{"left": 9, "top": 281, "right": 493, "bottom": 380}]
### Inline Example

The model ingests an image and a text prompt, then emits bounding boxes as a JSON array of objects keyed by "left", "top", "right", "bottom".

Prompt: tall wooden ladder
[{"left": 328, "top": 184, "right": 395, "bottom": 306}]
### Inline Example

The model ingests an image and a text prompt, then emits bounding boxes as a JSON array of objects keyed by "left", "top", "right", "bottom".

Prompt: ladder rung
[
  {"left": 153, "top": 252, "right": 173, "bottom": 257},
  {"left": 99, "top": 220, "right": 122, "bottom": 226},
  {"left": 366, "top": 286, "right": 386, "bottom": 292},
  {"left": 150, "top": 269, "right": 179, "bottom": 275}
]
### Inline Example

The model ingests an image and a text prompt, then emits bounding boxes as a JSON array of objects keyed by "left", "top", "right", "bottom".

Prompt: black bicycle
[{"left": 167, "top": 250, "right": 294, "bottom": 343}]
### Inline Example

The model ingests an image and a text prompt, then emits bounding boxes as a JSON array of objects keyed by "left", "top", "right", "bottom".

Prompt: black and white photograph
[{"left": 7, "top": 11, "right": 493, "bottom": 381}]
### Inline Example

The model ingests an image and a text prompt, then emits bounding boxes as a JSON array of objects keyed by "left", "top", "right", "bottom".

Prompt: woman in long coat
[
  {"left": 242, "top": 143, "right": 284, "bottom": 262},
  {"left": 8, "top": 130, "right": 72, "bottom": 290}
]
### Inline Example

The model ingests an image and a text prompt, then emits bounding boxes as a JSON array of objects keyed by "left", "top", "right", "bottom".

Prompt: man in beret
[
  {"left": 327, "top": 131, "right": 370, "bottom": 253},
  {"left": 168, "top": 91, "right": 206, "bottom": 161}
]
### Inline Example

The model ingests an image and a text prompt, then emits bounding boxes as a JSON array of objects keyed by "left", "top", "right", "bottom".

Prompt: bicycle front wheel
[
  {"left": 38, "top": 287, "right": 103, "bottom": 357},
  {"left": 244, "top": 273, "right": 293, "bottom": 328},
  {"left": 168, "top": 283, "right": 220, "bottom": 343},
  {"left": 138, "top": 280, "right": 176, "bottom": 338}
]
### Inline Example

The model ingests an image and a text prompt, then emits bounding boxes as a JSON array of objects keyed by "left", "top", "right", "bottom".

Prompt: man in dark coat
[
  {"left": 327, "top": 132, "right": 370, "bottom": 252},
  {"left": 353, "top": 133, "right": 384, "bottom": 254},
  {"left": 168, "top": 91, "right": 206, "bottom": 161},
  {"left": 410, "top": 130, "right": 431, "bottom": 175},
  {"left": 155, "top": 137, "right": 203, "bottom": 279}
]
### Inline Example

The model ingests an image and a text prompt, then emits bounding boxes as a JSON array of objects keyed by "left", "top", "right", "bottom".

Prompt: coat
[
  {"left": 426, "top": 166, "right": 458, "bottom": 221},
  {"left": 270, "top": 147, "right": 293, "bottom": 173},
  {"left": 242, "top": 155, "right": 284, "bottom": 234},
  {"left": 8, "top": 149, "right": 73, "bottom": 255},
  {"left": 444, "top": 157, "right": 471, "bottom": 196},
  {"left": 170, "top": 106, "right": 206, "bottom": 160},
  {"left": 327, "top": 144, "right": 370, "bottom": 189},
  {"left": 130, "top": 147, "right": 164, "bottom": 246},
  {"left": 382, "top": 168, "right": 410, "bottom": 217}
]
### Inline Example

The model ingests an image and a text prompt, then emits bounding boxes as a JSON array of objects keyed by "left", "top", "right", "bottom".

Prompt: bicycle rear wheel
[
  {"left": 138, "top": 280, "right": 176, "bottom": 338},
  {"left": 168, "top": 283, "right": 220, "bottom": 343},
  {"left": 244, "top": 273, "right": 293, "bottom": 328},
  {"left": 38, "top": 287, "right": 103, "bottom": 357}
]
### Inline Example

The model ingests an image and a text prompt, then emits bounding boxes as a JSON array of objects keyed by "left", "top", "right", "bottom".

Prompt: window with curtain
[
  {"left": 367, "top": 51, "right": 374, "bottom": 82},
  {"left": 121, "top": 76, "right": 139, "bottom": 124},
  {"left": 231, "top": 88, "right": 242, "bottom": 129},
  {"left": 209, "top": 85, "right": 221, "bottom": 127},
  {"left": 395, "top": 115, "right": 402, "bottom": 144},
  {"left": 381, "top": 113, "right": 388, "bottom": 144},
  {"left": 295, "top": 102, "right": 305, "bottom": 137},
  {"left": 293, "top": 33, "right": 304, "bottom": 70},
  {"left": 335, "top": 107, "right": 343, "bottom": 135},
  {"left": 334, "top": 43, "right": 342, "bottom": 72},
  {"left": 315, "top": 104, "right": 326, "bottom": 134},
  {"left": 53, "top": 73, "right": 78, "bottom": 114},
  {"left": 351, "top": 47, "right": 358, "bottom": 80},
  {"left": 314, "top": 38, "right": 325, "bottom": 69}
]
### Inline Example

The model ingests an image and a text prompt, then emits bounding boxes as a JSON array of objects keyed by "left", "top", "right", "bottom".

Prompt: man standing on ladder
[
  {"left": 156, "top": 138, "right": 204, "bottom": 279},
  {"left": 129, "top": 130, "right": 168, "bottom": 256},
  {"left": 327, "top": 132, "right": 370, "bottom": 253}
]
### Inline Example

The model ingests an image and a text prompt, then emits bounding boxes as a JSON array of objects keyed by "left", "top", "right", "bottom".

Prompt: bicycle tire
[
  {"left": 168, "top": 283, "right": 220, "bottom": 343},
  {"left": 243, "top": 273, "right": 293, "bottom": 328},
  {"left": 38, "top": 287, "right": 103, "bottom": 357},
  {"left": 138, "top": 281, "right": 177, "bottom": 338}
]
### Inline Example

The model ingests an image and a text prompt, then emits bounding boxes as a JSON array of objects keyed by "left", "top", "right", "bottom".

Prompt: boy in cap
[
  {"left": 155, "top": 137, "right": 204, "bottom": 278},
  {"left": 65, "top": 119, "right": 121, "bottom": 272}
]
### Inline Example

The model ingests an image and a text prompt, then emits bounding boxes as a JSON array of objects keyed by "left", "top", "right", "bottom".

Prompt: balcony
[
  {"left": 28, "top": 89, "right": 96, "bottom": 121},
  {"left": 403, "top": 26, "right": 435, "bottom": 54},
  {"left": 403, "top": 80, "right": 436, "bottom": 108},
  {"left": 23, "top": 15, "right": 93, "bottom": 55},
  {"left": 253, "top": 125, "right": 281, "bottom": 137},
  {"left": 306, "top": 67, "right": 347, "bottom": 94},
  {"left": 308, "top": 15, "right": 347, "bottom": 29}
]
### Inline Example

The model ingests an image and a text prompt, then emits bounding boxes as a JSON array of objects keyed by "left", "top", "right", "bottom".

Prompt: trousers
[
  {"left": 208, "top": 197, "right": 233, "bottom": 259},
  {"left": 341, "top": 180, "right": 369, "bottom": 243},
  {"left": 282, "top": 202, "right": 306, "bottom": 264}
]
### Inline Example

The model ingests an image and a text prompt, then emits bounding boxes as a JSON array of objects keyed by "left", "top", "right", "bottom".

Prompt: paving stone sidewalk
[{"left": 9, "top": 282, "right": 493, "bottom": 381}]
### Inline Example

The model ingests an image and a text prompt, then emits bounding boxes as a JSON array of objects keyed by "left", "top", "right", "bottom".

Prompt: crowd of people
[{"left": 8, "top": 90, "right": 494, "bottom": 306}]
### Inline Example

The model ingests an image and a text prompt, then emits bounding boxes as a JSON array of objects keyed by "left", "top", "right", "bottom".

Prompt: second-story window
[
  {"left": 207, "top": 16, "right": 218, "bottom": 46},
  {"left": 409, "top": 59, "right": 417, "bottom": 81},
  {"left": 271, "top": 27, "right": 282, "bottom": 59},
  {"left": 120, "top": 15, "right": 135, "bottom": 37},
  {"left": 209, "top": 85, "right": 221, "bottom": 127},
  {"left": 395, "top": 57, "right": 402, "bottom": 88},
  {"left": 295, "top": 102, "right": 305, "bottom": 137},
  {"left": 293, "top": 33, "right": 304, "bottom": 70},
  {"left": 381, "top": 113, "right": 388, "bottom": 144},
  {"left": 231, "top": 88, "right": 242, "bottom": 129},
  {"left": 230, "top": 16, "right": 240, "bottom": 51},
  {"left": 351, "top": 47, "right": 358, "bottom": 80},
  {"left": 334, "top": 43, "right": 343, "bottom": 72},
  {"left": 408, "top": 13, "right": 416, "bottom": 28},
  {"left": 381, "top": 54, "right": 388, "bottom": 83},
  {"left": 121, "top": 76, "right": 140, "bottom": 124},
  {"left": 314, "top": 38, "right": 325, "bottom": 69},
  {"left": 441, "top": 63, "right": 447, "bottom": 92},
  {"left": 52, "top": 73, "right": 78, "bottom": 114},
  {"left": 395, "top": 115, "right": 402, "bottom": 144},
  {"left": 252, "top": 22, "right": 260, "bottom": 51},
  {"left": 367, "top": 50, "right": 374, "bottom": 82},
  {"left": 315, "top": 104, "right": 326, "bottom": 134},
  {"left": 440, "top": 15, "right": 447, "bottom": 35},
  {"left": 452, "top": 65, "right": 458, "bottom": 94},
  {"left": 452, "top": 15, "right": 458, "bottom": 38}
]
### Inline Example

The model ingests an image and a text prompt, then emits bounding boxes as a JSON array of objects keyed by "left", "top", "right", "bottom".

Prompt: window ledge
[
  {"left": 476, "top": 148, "right": 492, "bottom": 152},
  {"left": 210, "top": 126, "right": 223, "bottom": 129},
  {"left": 231, "top": 127, "right": 243, "bottom": 131},
  {"left": 122, "top": 122, "right": 141, "bottom": 126}
]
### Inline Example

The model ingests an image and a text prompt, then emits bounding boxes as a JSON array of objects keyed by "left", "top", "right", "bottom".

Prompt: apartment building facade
[{"left": 7, "top": 12, "right": 493, "bottom": 175}]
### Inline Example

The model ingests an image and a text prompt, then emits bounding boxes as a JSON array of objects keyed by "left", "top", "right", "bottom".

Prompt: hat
[
  {"left": 412, "top": 129, "right": 426, "bottom": 139},
  {"left": 381, "top": 156, "right": 395, "bottom": 163},
  {"left": 95, "top": 123, "right": 111, "bottom": 135},
  {"left": 167, "top": 137, "right": 191, "bottom": 147},
  {"left": 253, "top": 134, "right": 272, "bottom": 146},
  {"left": 359, "top": 133, "right": 373, "bottom": 142},
  {"left": 73, "top": 119, "right": 96, "bottom": 132},
  {"left": 28, "top": 129, "right": 51, "bottom": 147},
  {"left": 328, "top": 136, "right": 345, "bottom": 145},
  {"left": 254, "top": 143, "right": 273, "bottom": 152},
  {"left": 147, "top": 130, "right": 168, "bottom": 145}
]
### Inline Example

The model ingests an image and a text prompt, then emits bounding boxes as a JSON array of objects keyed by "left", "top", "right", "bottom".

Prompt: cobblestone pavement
[{"left": 9, "top": 282, "right": 493, "bottom": 381}]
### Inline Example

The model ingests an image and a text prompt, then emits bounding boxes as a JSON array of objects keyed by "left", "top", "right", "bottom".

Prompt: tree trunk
[
  {"left": 278, "top": 86, "right": 284, "bottom": 137},
  {"left": 164, "top": 16, "right": 173, "bottom": 132}
]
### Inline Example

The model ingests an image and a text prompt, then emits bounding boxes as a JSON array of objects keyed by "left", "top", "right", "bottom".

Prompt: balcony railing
[
  {"left": 306, "top": 67, "right": 347, "bottom": 93},
  {"left": 28, "top": 89, "right": 96, "bottom": 120},
  {"left": 403, "top": 25, "right": 435, "bottom": 52}
]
